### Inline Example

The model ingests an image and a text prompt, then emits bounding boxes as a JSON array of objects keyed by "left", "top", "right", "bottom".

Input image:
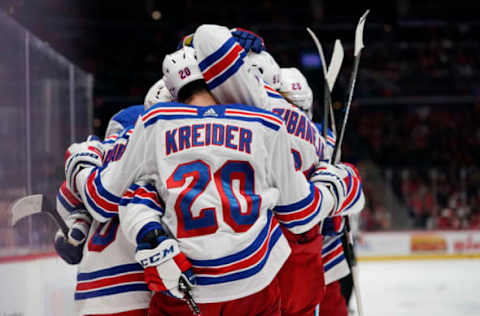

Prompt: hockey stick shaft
[
  {"left": 330, "top": 10, "right": 369, "bottom": 316},
  {"left": 332, "top": 54, "right": 361, "bottom": 164},
  {"left": 306, "top": 28, "right": 331, "bottom": 139},
  {"left": 47, "top": 207, "right": 70, "bottom": 236},
  {"left": 344, "top": 217, "right": 364, "bottom": 316},
  {"left": 306, "top": 28, "right": 343, "bottom": 138},
  {"left": 327, "top": 39, "right": 344, "bottom": 137},
  {"left": 332, "top": 9, "right": 369, "bottom": 164}
]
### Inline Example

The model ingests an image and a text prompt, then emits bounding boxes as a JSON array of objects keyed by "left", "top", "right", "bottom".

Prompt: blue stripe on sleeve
[
  {"left": 324, "top": 253, "right": 345, "bottom": 272},
  {"left": 85, "top": 191, "right": 116, "bottom": 219},
  {"left": 199, "top": 37, "right": 237, "bottom": 71},
  {"left": 206, "top": 50, "right": 247, "bottom": 90},
  {"left": 280, "top": 190, "right": 323, "bottom": 229},
  {"left": 322, "top": 236, "right": 341, "bottom": 254},
  {"left": 75, "top": 283, "right": 149, "bottom": 300},
  {"left": 274, "top": 183, "right": 316, "bottom": 213},
  {"left": 267, "top": 92, "right": 284, "bottom": 99},
  {"left": 94, "top": 168, "right": 121, "bottom": 204},
  {"left": 77, "top": 263, "right": 144, "bottom": 281},
  {"left": 57, "top": 192, "right": 81, "bottom": 213}
]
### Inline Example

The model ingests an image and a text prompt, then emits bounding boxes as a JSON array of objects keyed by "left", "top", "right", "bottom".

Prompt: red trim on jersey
[
  {"left": 88, "top": 146, "right": 104, "bottom": 160},
  {"left": 142, "top": 108, "right": 197, "bottom": 122},
  {"left": 86, "top": 169, "right": 118, "bottom": 213},
  {"left": 275, "top": 188, "right": 321, "bottom": 223},
  {"left": 323, "top": 244, "right": 343, "bottom": 263},
  {"left": 225, "top": 109, "right": 283, "bottom": 125},
  {"left": 61, "top": 181, "right": 82, "bottom": 206},
  {"left": 336, "top": 176, "right": 360, "bottom": 215},
  {"left": 193, "top": 217, "right": 278, "bottom": 276},
  {"left": 203, "top": 44, "right": 244, "bottom": 82},
  {"left": 76, "top": 272, "right": 145, "bottom": 291},
  {"left": 264, "top": 85, "right": 278, "bottom": 93}
]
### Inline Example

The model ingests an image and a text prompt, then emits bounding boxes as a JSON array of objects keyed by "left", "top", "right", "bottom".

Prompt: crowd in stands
[{"left": 348, "top": 103, "right": 480, "bottom": 231}]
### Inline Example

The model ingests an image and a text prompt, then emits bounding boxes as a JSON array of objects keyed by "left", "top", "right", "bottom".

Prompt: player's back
[
  {"left": 265, "top": 90, "right": 325, "bottom": 177},
  {"left": 76, "top": 126, "right": 151, "bottom": 315},
  {"left": 140, "top": 102, "right": 295, "bottom": 302}
]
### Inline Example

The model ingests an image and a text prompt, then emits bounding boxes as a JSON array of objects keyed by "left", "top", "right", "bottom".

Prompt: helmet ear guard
[
  {"left": 279, "top": 67, "right": 313, "bottom": 119},
  {"left": 162, "top": 46, "right": 204, "bottom": 100}
]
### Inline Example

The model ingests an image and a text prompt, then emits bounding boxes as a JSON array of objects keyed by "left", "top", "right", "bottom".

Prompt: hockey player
[
  {"left": 64, "top": 36, "right": 364, "bottom": 316},
  {"left": 279, "top": 66, "right": 352, "bottom": 316},
  {"left": 146, "top": 25, "right": 360, "bottom": 316},
  {"left": 228, "top": 27, "right": 333, "bottom": 314},
  {"left": 252, "top": 59, "right": 327, "bottom": 314},
  {"left": 55, "top": 105, "right": 154, "bottom": 316}
]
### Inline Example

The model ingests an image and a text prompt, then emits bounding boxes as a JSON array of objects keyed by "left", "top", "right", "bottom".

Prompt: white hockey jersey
[
  {"left": 266, "top": 87, "right": 325, "bottom": 178},
  {"left": 77, "top": 102, "right": 336, "bottom": 303},
  {"left": 267, "top": 93, "right": 350, "bottom": 284},
  {"left": 314, "top": 123, "right": 350, "bottom": 284},
  {"left": 192, "top": 24, "right": 350, "bottom": 287},
  {"left": 57, "top": 106, "right": 152, "bottom": 315},
  {"left": 75, "top": 127, "right": 152, "bottom": 315},
  {"left": 190, "top": 23, "right": 359, "bottom": 286}
]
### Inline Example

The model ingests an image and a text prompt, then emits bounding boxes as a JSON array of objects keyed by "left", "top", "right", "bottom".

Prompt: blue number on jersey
[
  {"left": 88, "top": 216, "right": 120, "bottom": 252},
  {"left": 167, "top": 160, "right": 218, "bottom": 238},
  {"left": 167, "top": 160, "right": 261, "bottom": 237}
]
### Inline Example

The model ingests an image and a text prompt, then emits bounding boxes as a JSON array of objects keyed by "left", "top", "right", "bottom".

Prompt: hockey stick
[
  {"left": 158, "top": 218, "right": 202, "bottom": 316},
  {"left": 330, "top": 9, "right": 370, "bottom": 316},
  {"left": 332, "top": 10, "right": 369, "bottom": 164},
  {"left": 10, "top": 194, "right": 69, "bottom": 236},
  {"left": 326, "top": 39, "right": 344, "bottom": 137},
  {"left": 306, "top": 28, "right": 344, "bottom": 138}
]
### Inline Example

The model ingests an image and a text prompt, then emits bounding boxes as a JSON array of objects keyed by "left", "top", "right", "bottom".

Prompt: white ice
[{"left": 349, "top": 259, "right": 480, "bottom": 316}]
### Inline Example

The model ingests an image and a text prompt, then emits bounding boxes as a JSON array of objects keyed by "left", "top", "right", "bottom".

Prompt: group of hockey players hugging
[{"left": 55, "top": 24, "right": 365, "bottom": 316}]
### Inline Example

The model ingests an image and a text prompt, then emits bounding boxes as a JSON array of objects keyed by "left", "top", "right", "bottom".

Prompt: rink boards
[
  {"left": 356, "top": 230, "right": 480, "bottom": 261},
  {"left": 1, "top": 231, "right": 479, "bottom": 315}
]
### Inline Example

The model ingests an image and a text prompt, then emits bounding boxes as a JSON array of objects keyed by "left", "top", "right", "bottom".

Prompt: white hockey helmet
[
  {"left": 279, "top": 67, "right": 313, "bottom": 119},
  {"left": 162, "top": 46, "right": 203, "bottom": 100},
  {"left": 248, "top": 50, "right": 281, "bottom": 90},
  {"left": 144, "top": 78, "right": 173, "bottom": 110}
]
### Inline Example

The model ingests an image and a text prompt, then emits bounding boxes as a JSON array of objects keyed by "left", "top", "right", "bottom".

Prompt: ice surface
[{"left": 349, "top": 259, "right": 480, "bottom": 316}]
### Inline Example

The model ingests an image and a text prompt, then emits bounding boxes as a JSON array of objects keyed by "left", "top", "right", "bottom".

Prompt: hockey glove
[
  {"left": 310, "top": 162, "right": 364, "bottom": 216},
  {"left": 321, "top": 216, "right": 346, "bottom": 236},
  {"left": 136, "top": 236, "right": 196, "bottom": 299},
  {"left": 231, "top": 27, "right": 265, "bottom": 53},
  {"left": 64, "top": 137, "right": 104, "bottom": 196},
  {"left": 54, "top": 211, "right": 92, "bottom": 264}
]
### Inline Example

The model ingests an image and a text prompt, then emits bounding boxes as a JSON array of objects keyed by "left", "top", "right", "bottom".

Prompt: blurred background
[{"left": 0, "top": 0, "right": 479, "bottom": 315}]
